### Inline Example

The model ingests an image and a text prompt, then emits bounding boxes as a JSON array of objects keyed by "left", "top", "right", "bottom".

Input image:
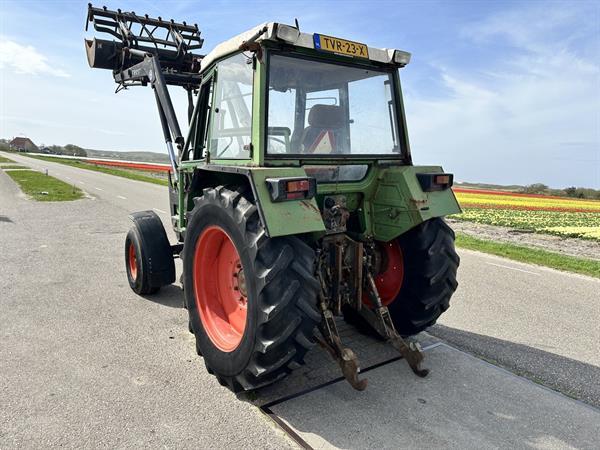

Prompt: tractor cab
[{"left": 183, "top": 23, "right": 413, "bottom": 175}]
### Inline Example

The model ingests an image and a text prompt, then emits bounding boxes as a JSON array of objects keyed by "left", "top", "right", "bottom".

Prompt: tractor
[{"left": 85, "top": 5, "right": 460, "bottom": 391}]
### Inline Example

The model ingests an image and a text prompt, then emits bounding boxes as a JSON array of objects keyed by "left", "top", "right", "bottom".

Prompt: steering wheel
[{"left": 268, "top": 136, "right": 287, "bottom": 146}]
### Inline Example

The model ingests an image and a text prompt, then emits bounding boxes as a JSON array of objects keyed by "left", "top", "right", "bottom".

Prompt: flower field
[{"left": 452, "top": 188, "right": 600, "bottom": 240}]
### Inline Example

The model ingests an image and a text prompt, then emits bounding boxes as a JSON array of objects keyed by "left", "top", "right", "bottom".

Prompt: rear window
[{"left": 303, "top": 165, "right": 368, "bottom": 182}]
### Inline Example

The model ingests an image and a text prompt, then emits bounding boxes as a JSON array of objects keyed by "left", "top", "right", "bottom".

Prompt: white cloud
[
  {"left": 0, "top": 39, "right": 69, "bottom": 77},
  {"left": 406, "top": 4, "right": 600, "bottom": 188}
]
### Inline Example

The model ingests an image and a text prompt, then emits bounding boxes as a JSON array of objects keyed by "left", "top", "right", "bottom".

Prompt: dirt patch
[{"left": 448, "top": 219, "right": 600, "bottom": 261}]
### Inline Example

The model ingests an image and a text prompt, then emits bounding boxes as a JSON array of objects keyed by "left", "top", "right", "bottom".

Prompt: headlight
[
  {"left": 276, "top": 24, "right": 300, "bottom": 44},
  {"left": 393, "top": 50, "right": 411, "bottom": 67}
]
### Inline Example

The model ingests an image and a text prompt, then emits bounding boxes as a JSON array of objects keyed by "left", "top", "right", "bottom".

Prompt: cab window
[
  {"left": 207, "top": 53, "right": 254, "bottom": 159},
  {"left": 267, "top": 53, "right": 400, "bottom": 156}
]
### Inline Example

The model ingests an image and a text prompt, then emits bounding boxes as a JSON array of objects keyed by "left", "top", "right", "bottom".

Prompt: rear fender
[
  {"left": 250, "top": 167, "right": 326, "bottom": 238},
  {"left": 187, "top": 165, "right": 326, "bottom": 238},
  {"left": 370, "top": 165, "right": 461, "bottom": 241}
]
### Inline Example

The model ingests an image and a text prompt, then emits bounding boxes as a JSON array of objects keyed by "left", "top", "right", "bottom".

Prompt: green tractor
[{"left": 85, "top": 5, "right": 460, "bottom": 391}]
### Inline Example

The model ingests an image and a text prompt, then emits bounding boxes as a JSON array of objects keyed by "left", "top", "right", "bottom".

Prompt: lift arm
[{"left": 84, "top": 4, "right": 204, "bottom": 177}]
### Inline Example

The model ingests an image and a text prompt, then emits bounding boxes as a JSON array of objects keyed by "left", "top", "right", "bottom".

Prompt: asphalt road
[
  {"left": 0, "top": 154, "right": 295, "bottom": 448},
  {"left": 2, "top": 151, "right": 599, "bottom": 447},
  {"left": 2, "top": 152, "right": 174, "bottom": 232}
]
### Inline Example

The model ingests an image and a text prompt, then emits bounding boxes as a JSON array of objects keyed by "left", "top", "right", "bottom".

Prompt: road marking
[
  {"left": 152, "top": 208, "right": 167, "bottom": 214},
  {"left": 95, "top": 187, "right": 103, "bottom": 191},
  {"left": 79, "top": 181, "right": 85, "bottom": 184},
  {"left": 117, "top": 195, "right": 127, "bottom": 200},
  {"left": 485, "top": 262, "right": 540, "bottom": 276}
]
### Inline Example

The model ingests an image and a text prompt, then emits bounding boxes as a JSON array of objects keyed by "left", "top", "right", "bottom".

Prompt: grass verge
[
  {"left": 6, "top": 170, "right": 84, "bottom": 201},
  {"left": 0, "top": 155, "right": 15, "bottom": 163},
  {"left": 455, "top": 232, "right": 599, "bottom": 278},
  {"left": 24, "top": 155, "right": 168, "bottom": 186},
  {"left": 2, "top": 165, "right": 28, "bottom": 169}
]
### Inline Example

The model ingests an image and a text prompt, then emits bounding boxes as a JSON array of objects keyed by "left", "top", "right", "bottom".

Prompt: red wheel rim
[
  {"left": 193, "top": 226, "right": 247, "bottom": 352},
  {"left": 128, "top": 242, "right": 138, "bottom": 280},
  {"left": 363, "top": 240, "right": 404, "bottom": 307}
]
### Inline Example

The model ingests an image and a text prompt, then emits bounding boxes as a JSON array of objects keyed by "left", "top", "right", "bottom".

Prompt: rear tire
[
  {"left": 344, "top": 218, "right": 459, "bottom": 336},
  {"left": 183, "top": 186, "right": 320, "bottom": 392},
  {"left": 387, "top": 218, "right": 459, "bottom": 335}
]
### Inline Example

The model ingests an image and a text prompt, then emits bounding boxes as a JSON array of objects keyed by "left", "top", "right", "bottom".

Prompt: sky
[{"left": 0, "top": 0, "right": 599, "bottom": 188}]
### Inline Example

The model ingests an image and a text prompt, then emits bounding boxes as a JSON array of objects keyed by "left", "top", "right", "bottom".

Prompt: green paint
[
  {"left": 369, "top": 165, "right": 460, "bottom": 241},
  {"left": 311, "top": 164, "right": 459, "bottom": 241},
  {"left": 173, "top": 45, "right": 458, "bottom": 241},
  {"left": 253, "top": 56, "right": 267, "bottom": 166},
  {"left": 250, "top": 167, "right": 325, "bottom": 237}
]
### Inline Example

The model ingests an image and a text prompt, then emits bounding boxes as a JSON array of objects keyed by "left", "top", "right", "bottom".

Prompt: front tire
[
  {"left": 183, "top": 187, "right": 320, "bottom": 392},
  {"left": 125, "top": 228, "right": 159, "bottom": 295}
]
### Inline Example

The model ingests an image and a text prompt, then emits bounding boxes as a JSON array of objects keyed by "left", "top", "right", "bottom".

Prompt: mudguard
[
  {"left": 250, "top": 167, "right": 326, "bottom": 238},
  {"left": 370, "top": 165, "right": 461, "bottom": 241}
]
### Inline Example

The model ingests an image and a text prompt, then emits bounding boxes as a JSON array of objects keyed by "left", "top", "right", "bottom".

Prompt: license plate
[{"left": 313, "top": 34, "right": 369, "bottom": 58}]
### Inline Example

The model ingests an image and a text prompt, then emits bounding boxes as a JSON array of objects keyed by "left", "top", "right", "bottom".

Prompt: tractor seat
[{"left": 301, "top": 104, "right": 344, "bottom": 154}]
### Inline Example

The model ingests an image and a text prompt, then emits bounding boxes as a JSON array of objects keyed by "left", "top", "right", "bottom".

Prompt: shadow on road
[
  {"left": 430, "top": 324, "right": 600, "bottom": 408},
  {"left": 139, "top": 284, "right": 184, "bottom": 308},
  {"left": 250, "top": 343, "right": 600, "bottom": 449}
]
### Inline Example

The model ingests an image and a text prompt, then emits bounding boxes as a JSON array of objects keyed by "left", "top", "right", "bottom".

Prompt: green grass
[
  {"left": 455, "top": 232, "right": 600, "bottom": 278},
  {"left": 1, "top": 165, "right": 28, "bottom": 169},
  {"left": 6, "top": 170, "right": 84, "bottom": 201},
  {"left": 24, "top": 155, "right": 169, "bottom": 186},
  {"left": 0, "top": 155, "right": 15, "bottom": 163}
]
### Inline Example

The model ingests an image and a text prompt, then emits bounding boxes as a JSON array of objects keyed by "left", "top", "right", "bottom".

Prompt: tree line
[
  {"left": 43, "top": 144, "right": 87, "bottom": 157},
  {"left": 0, "top": 139, "right": 87, "bottom": 157},
  {"left": 522, "top": 183, "right": 600, "bottom": 200}
]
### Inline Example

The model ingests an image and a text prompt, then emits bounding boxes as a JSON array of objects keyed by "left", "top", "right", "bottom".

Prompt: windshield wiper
[{"left": 384, "top": 80, "right": 399, "bottom": 152}]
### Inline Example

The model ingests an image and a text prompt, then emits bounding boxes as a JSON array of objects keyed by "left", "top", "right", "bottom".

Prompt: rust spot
[
  {"left": 300, "top": 200, "right": 321, "bottom": 214},
  {"left": 410, "top": 198, "right": 428, "bottom": 206}
]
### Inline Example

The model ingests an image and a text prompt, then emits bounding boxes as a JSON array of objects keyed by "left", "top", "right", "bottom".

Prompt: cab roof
[{"left": 200, "top": 22, "right": 410, "bottom": 72}]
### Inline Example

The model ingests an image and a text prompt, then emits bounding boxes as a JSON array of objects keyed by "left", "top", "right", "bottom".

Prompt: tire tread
[{"left": 186, "top": 187, "right": 320, "bottom": 391}]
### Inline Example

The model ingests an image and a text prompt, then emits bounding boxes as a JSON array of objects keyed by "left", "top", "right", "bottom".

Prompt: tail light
[
  {"left": 266, "top": 177, "right": 317, "bottom": 202},
  {"left": 416, "top": 173, "right": 453, "bottom": 192}
]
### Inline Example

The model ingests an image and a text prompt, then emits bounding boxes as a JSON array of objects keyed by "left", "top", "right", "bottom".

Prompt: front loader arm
[
  {"left": 114, "top": 51, "right": 188, "bottom": 180},
  {"left": 84, "top": 4, "right": 204, "bottom": 180}
]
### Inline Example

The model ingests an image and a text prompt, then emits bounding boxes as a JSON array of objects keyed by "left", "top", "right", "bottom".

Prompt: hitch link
[
  {"left": 317, "top": 303, "right": 367, "bottom": 391},
  {"left": 363, "top": 272, "right": 429, "bottom": 378},
  {"left": 376, "top": 306, "right": 429, "bottom": 378}
]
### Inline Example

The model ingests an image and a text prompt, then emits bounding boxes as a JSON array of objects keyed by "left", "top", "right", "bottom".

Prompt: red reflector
[
  {"left": 286, "top": 191, "right": 305, "bottom": 200},
  {"left": 435, "top": 175, "right": 450, "bottom": 184},
  {"left": 286, "top": 179, "right": 310, "bottom": 192}
]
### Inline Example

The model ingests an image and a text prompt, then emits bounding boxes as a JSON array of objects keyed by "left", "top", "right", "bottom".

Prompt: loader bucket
[
  {"left": 85, "top": 5, "right": 203, "bottom": 76},
  {"left": 85, "top": 38, "right": 201, "bottom": 74},
  {"left": 85, "top": 38, "right": 121, "bottom": 70}
]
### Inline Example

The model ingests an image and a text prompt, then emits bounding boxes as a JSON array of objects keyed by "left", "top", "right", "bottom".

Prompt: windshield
[{"left": 266, "top": 54, "right": 402, "bottom": 157}]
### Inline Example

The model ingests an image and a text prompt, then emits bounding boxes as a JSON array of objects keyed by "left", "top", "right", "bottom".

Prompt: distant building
[{"left": 10, "top": 137, "right": 38, "bottom": 152}]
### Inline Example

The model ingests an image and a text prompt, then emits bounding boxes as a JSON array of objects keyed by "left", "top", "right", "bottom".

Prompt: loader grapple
[{"left": 85, "top": 4, "right": 203, "bottom": 84}]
